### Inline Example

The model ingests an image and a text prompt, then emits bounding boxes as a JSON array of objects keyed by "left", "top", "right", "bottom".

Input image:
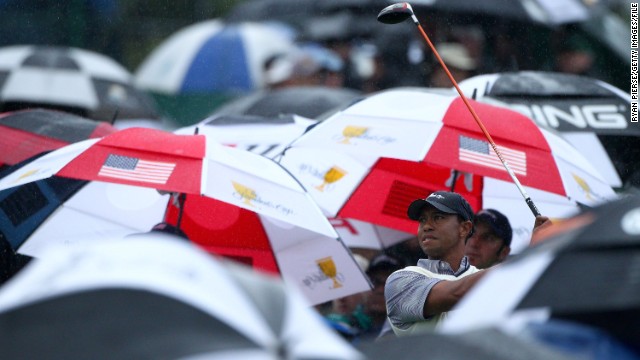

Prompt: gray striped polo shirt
[{"left": 385, "top": 257, "right": 472, "bottom": 331}]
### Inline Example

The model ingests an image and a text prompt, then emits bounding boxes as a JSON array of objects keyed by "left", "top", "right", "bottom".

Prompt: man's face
[
  {"left": 416, "top": 205, "right": 466, "bottom": 259},
  {"left": 465, "top": 221, "right": 509, "bottom": 269}
]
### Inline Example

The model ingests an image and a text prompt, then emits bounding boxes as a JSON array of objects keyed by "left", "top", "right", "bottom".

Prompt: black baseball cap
[
  {"left": 475, "top": 209, "right": 513, "bottom": 247},
  {"left": 407, "top": 191, "right": 474, "bottom": 222},
  {"left": 366, "top": 253, "right": 404, "bottom": 275}
]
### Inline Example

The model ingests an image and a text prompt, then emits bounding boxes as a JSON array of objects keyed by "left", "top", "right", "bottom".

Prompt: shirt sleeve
[{"left": 384, "top": 269, "right": 442, "bottom": 331}]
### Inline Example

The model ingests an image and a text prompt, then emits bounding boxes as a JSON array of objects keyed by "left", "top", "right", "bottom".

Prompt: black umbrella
[
  {"left": 210, "top": 85, "right": 363, "bottom": 119},
  {"left": 441, "top": 195, "right": 640, "bottom": 353},
  {"left": 0, "top": 235, "right": 363, "bottom": 359},
  {"left": 356, "top": 326, "right": 574, "bottom": 360},
  {"left": 459, "top": 71, "right": 639, "bottom": 188},
  {"left": 225, "top": 0, "right": 386, "bottom": 33},
  {"left": 409, "top": 0, "right": 608, "bottom": 27}
]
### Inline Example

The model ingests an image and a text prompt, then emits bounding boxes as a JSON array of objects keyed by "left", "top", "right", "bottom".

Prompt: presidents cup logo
[
  {"left": 316, "top": 166, "right": 347, "bottom": 192},
  {"left": 231, "top": 181, "right": 294, "bottom": 216},
  {"left": 572, "top": 173, "right": 607, "bottom": 202},
  {"left": 338, "top": 125, "right": 368, "bottom": 144},
  {"left": 334, "top": 125, "right": 397, "bottom": 146},
  {"left": 13, "top": 167, "right": 48, "bottom": 183},
  {"left": 302, "top": 256, "right": 345, "bottom": 290},
  {"left": 232, "top": 181, "right": 257, "bottom": 206}
]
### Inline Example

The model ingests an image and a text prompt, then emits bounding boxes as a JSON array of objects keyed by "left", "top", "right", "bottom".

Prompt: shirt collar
[{"left": 417, "top": 256, "right": 470, "bottom": 276}]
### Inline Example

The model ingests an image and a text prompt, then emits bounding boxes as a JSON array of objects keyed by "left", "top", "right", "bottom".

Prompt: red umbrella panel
[
  {"left": 0, "top": 108, "right": 116, "bottom": 167},
  {"left": 164, "top": 194, "right": 373, "bottom": 306},
  {"left": 0, "top": 127, "right": 342, "bottom": 239},
  {"left": 279, "top": 88, "right": 616, "bottom": 250}
]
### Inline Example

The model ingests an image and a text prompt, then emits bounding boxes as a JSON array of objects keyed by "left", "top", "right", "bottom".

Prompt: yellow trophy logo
[
  {"left": 315, "top": 166, "right": 347, "bottom": 191},
  {"left": 572, "top": 173, "right": 593, "bottom": 200},
  {"left": 339, "top": 125, "right": 368, "bottom": 144},
  {"left": 232, "top": 181, "right": 257, "bottom": 206},
  {"left": 316, "top": 256, "right": 342, "bottom": 289},
  {"left": 17, "top": 169, "right": 40, "bottom": 180}
]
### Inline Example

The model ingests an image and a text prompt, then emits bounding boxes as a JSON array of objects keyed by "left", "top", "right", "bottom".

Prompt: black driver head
[{"left": 377, "top": 2, "right": 414, "bottom": 24}]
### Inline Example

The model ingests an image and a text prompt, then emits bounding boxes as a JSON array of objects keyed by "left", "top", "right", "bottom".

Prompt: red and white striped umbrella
[
  {"left": 279, "top": 88, "right": 616, "bottom": 252},
  {"left": 0, "top": 127, "right": 336, "bottom": 237},
  {"left": 0, "top": 127, "right": 371, "bottom": 304}
]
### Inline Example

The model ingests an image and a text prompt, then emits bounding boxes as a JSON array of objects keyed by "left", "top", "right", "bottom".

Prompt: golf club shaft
[{"left": 409, "top": 15, "right": 540, "bottom": 217}]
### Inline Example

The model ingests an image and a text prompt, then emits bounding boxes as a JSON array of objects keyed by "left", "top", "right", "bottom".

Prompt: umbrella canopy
[
  {"left": 225, "top": 0, "right": 384, "bottom": 36},
  {"left": 0, "top": 127, "right": 372, "bottom": 304},
  {"left": 134, "top": 20, "right": 294, "bottom": 95},
  {"left": 176, "top": 114, "right": 414, "bottom": 251},
  {"left": 0, "top": 45, "right": 160, "bottom": 122},
  {"left": 0, "top": 127, "right": 336, "bottom": 238},
  {"left": 278, "top": 88, "right": 616, "bottom": 252},
  {"left": 356, "top": 325, "right": 573, "bottom": 360},
  {"left": 163, "top": 195, "right": 372, "bottom": 305},
  {"left": 0, "top": 177, "right": 168, "bottom": 257},
  {"left": 409, "top": 0, "right": 607, "bottom": 27},
  {"left": 134, "top": 20, "right": 295, "bottom": 125},
  {"left": 440, "top": 195, "right": 640, "bottom": 351},
  {"left": 459, "top": 71, "right": 638, "bottom": 188},
  {"left": 0, "top": 108, "right": 117, "bottom": 168},
  {"left": 0, "top": 235, "right": 364, "bottom": 359},
  {"left": 210, "top": 86, "right": 363, "bottom": 119},
  {"left": 175, "top": 113, "right": 316, "bottom": 159}
]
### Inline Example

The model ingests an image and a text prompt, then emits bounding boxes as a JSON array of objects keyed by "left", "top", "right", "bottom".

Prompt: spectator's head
[
  {"left": 465, "top": 209, "right": 512, "bottom": 269},
  {"left": 429, "top": 42, "right": 477, "bottom": 88}
]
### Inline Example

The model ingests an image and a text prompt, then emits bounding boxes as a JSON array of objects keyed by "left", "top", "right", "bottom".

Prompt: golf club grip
[{"left": 526, "top": 197, "right": 541, "bottom": 217}]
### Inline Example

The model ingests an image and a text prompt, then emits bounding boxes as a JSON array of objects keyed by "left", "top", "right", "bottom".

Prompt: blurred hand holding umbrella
[{"left": 0, "top": 235, "right": 364, "bottom": 359}]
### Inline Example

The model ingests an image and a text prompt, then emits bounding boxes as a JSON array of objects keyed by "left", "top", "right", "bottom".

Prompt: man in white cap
[
  {"left": 428, "top": 42, "right": 477, "bottom": 88},
  {"left": 384, "top": 191, "right": 485, "bottom": 336}
]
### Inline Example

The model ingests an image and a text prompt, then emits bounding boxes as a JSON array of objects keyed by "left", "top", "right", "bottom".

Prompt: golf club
[{"left": 378, "top": 2, "right": 541, "bottom": 217}]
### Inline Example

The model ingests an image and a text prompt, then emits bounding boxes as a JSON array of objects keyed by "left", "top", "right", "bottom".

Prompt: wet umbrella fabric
[
  {"left": 0, "top": 45, "right": 160, "bottom": 122},
  {"left": 278, "top": 88, "right": 616, "bottom": 251},
  {"left": 356, "top": 325, "right": 573, "bottom": 360},
  {"left": 174, "top": 113, "right": 316, "bottom": 159},
  {"left": 458, "top": 71, "right": 638, "bottom": 188},
  {"left": 163, "top": 195, "right": 373, "bottom": 305},
  {"left": 0, "top": 108, "right": 117, "bottom": 168},
  {"left": 0, "top": 127, "right": 337, "bottom": 239},
  {"left": 0, "top": 177, "right": 168, "bottom": 257},
  {"left": 210, "top": 86, "right": 363, "bottom": 119},
  {"left": 409, "top": 0, "right": 607, "bottom": 27},
  {"left": 0, "top": 235, "right": 363, "bottom": 359},
  {"left": 440, "top": 195, "right": 640, "bottom": 351},
  {"left": 134, "top": 20, "right": 294, "bottom": 95},
  {"left": 176, "top": 114, "right": 414, "bottom": 251}
]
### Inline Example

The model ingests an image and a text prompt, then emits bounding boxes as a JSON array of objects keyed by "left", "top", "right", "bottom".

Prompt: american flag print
[
  {"left": 98, "top": 154, "right": 175, "bottom": 184},
  {"left": 458, "top": 136, "right": 527, "bottom": 175}
]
